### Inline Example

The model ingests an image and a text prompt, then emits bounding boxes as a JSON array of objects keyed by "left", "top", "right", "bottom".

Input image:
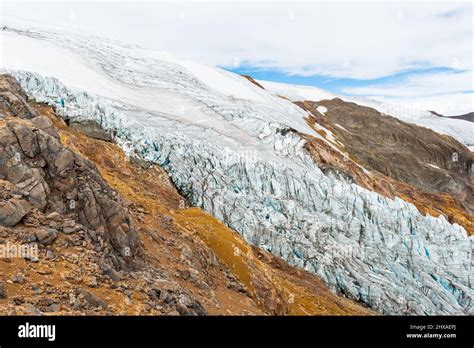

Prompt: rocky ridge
[{"left": 0, "top": 74, "right": 140, "bottom": 271}]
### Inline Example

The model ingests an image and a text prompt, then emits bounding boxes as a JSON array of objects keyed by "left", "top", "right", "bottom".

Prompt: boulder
[
  {"left": 78, "top": 288, "right": 108, "bottom": 309},
  {"left": 35, "top": 228, "right": 58, "bottom": 245},
  {"left": 69, "top": 120, "right": 113, "bottom": 142},
  {"left": 0, "top": 198, "right": 31, "bottom": 227}
]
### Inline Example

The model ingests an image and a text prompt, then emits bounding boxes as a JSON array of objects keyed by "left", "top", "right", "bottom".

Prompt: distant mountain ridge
[{"left": 429, "top": 110, "right": 474, "bottom": 123}]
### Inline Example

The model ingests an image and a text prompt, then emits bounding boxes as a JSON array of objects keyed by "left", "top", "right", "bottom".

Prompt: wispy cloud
[
  {"left": 344, "top": 70, "right": 473, "bottom": 98},
  {"left": 344, "top": 68, "right": 473, "bottom": 115},
  {"left": 2, "top": 1, "right": 473, "bottom": 113}
]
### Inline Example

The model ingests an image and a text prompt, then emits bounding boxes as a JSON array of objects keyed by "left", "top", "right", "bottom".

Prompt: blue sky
[
  {"left": 2, "top": 1, "right": 473, "bottom": 114},
  {"left": 225, "top": 66, "right": 472, "bottom": 97}
]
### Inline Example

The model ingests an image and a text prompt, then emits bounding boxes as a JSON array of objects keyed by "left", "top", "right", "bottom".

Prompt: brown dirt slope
[{"left": 295, "top": 99, "right": 474, "bottom": 235}]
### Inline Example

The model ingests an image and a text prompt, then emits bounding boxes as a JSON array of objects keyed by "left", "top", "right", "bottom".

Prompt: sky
[{"left": 1, "top": 0, "right": 473, "bottom": 114}]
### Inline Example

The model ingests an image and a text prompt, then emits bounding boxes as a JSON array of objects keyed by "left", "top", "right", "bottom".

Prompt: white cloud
[
  {"left": 344, "top": 69, "right": 473, "bottom": 114},
  {"left": 344, "top": 70, "right": 473, "bottom": 97},
  {"left": 1, "top": 1, "right": 473, "bottom": 110}
]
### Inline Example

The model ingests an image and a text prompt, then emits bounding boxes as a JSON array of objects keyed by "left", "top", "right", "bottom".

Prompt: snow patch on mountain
[{"left": 316, "top": 105, "right": 328, "bottom": 115}]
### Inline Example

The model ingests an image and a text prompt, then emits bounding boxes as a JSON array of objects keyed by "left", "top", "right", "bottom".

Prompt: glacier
[{"left": 1, "top": 23, "right": 473, "bottom": 315}]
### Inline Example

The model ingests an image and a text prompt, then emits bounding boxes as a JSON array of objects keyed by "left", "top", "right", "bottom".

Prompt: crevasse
[{"left": 11, "top": 70, "right": 473, "bottom": 315}]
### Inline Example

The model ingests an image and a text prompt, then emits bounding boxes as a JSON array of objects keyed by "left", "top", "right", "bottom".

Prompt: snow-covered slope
[
  {"left": 259, "top": 80, "right": 474, "bottom": 150},
  {"left": 1, "top": 23, "right": 473, "bottom": 315}
]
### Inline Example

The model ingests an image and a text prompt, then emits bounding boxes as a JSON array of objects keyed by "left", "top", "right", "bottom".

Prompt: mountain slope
[
  {"left": 1, "top": 23, "right": 472, "bottom": 315},
  {"left": 259, "top": 80, "right": 474, "bottom": 150},
  {"left": 430, "top": 111, "right": 474, "bottom": 123},
  {"left": 295, "top": 99, "right": 474, "bottom": 235},
  {"left": 0, "top": 74, "right": 372, "bottom": 315}
]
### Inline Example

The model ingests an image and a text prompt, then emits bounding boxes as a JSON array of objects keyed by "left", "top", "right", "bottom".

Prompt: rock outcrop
[
  {"left": 0, "top": 78, "right": 139, "bottom": 271},
  {"left": 0, "top": 74, "right": 38, "bottom": 120},
  {"left": 69, "top": 119, "right": 113, "bottom": 142}
]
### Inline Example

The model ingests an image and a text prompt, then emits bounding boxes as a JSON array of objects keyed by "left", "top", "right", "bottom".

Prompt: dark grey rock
[
  {"left": 78, "top": 288, "right": 108, "bottom": 309},
  {"left": 11, "top": 274, "right": 25, "bottom": 284},
  {"left": 0, "top": 281, "right": 6, "bottom": 299},
  {"left": 35, "top": 228, "right": 58, "bottom": 245},
  {"left": 69, "top": 119, "right": 113, "bottom": 142}
]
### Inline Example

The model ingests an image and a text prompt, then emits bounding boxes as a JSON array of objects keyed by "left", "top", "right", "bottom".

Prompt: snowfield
[{"left": 1, "top": 22, "right": 473, "bottom": 315}]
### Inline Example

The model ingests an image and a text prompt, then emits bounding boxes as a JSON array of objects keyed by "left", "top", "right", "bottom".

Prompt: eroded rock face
[
  {"left": 0, "top": 74, "right": 38, "bottom": 119},
  {"left": 0, "top": 77, "right": 139, "bottom": 270}
]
